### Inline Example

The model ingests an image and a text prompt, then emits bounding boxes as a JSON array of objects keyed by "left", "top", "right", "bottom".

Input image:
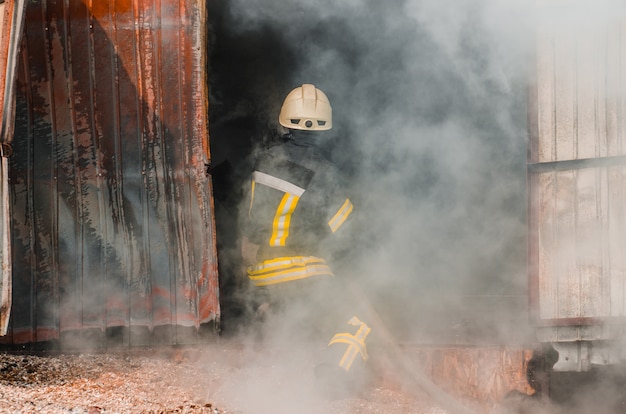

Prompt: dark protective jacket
[{"left": 241, "top": 131, "right": 354, "bottom": 287}]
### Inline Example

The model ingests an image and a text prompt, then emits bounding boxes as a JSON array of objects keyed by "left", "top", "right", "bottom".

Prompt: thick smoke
[
  {"left": 207, "top": 0, "right": 626, "bottom": 412},
  {"left": 215, "top": 0, "right": 534, "bottom": 342}
]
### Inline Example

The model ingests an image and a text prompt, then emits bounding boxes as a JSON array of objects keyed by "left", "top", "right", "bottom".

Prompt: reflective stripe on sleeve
[
  {"left": 328, "top": 198, "right": 353, "bottom": 233},
  {"left": 252, "top": 171, "right": 306, "bottom": 196},
  {"left": 248, "top": 180, "right": 256, "bottom": 217},
  {"left": 247, "top": 256, "right": 334, "bottom": 286}
]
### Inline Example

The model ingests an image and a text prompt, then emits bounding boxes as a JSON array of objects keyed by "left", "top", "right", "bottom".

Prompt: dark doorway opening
[{"left": 206, "top": 1, "right": 298, "bottom": 333}]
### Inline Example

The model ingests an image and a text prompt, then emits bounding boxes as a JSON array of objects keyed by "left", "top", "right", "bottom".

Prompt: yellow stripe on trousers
[{"left": 328, "top": 316, "right": 371, "bottom": 372}]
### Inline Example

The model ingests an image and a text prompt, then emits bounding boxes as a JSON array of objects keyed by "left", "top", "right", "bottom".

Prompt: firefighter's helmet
[{"left": 278, "top": 84, "right": 332, "bottom": 131}]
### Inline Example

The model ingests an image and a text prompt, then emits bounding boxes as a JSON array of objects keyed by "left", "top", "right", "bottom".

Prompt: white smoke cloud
[
  {"left": 217, "top": 0, "right": 533, "bottom": 352},
  {"left": 209, "top": 0, "right": 626, "bottom": 411}
]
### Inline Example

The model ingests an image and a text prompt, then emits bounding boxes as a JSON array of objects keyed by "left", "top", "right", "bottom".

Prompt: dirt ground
[
  {"left": 0, "top": 341, "right": 495, "bottom": 414},
  {"left": 2, "top": 340, "right": 624, "bottom": 414}
]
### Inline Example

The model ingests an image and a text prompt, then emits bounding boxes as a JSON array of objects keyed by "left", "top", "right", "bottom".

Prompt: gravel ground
[
  {"left": 0, "top": 341, "right": 527, "bottom": 414},
  {"left": 0, "top": 348, "right": 222, "bottom": 413},
  {"left": 0, "top": 342, "right": 463, "bottom": 414}
]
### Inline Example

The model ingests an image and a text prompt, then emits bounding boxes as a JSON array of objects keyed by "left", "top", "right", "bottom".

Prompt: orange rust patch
[{"left": 88, "top": 0, "right": 132, "bottom": 20}]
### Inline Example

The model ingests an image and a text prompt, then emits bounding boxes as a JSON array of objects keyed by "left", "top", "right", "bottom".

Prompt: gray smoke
[
  {"left": 208, "top": 0, "right": 626, "bottom": 411},
  {"left": 220, "top": 0, "right": 534, "bottom": 342}
]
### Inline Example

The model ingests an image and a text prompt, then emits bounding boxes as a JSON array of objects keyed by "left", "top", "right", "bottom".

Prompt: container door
[
  {"left": 0, "top": 0, "right": 26, "bottom": 335},
  {"left": 3, "top": 0, "right": 219, "bottom": 347},
  {"left": 528, "top": 7, "right": 626, "bottom": 371}
]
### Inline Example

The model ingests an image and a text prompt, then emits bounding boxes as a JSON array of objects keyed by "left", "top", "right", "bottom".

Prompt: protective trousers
[{"left": 251, "top": 276, "right": 375, "bottom": 397}]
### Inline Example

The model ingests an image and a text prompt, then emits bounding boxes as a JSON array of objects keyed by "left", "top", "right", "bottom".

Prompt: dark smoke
[
  {"left": 210, "top": 0, "right": 533, "bottom": 343},
  {"left": 206, "top": 0, "right": 626, "bottom": 412}
]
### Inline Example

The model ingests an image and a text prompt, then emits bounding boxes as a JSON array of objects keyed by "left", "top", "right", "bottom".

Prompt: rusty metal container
[
  {"left": 528, "top": 11, "right": 626, "bottom": 370},
  {"left": 2, "top": 0, "right": 219, "bottom": 347},
  {"left": 0, "top": 0, "right": 27, "bottom": 336}
]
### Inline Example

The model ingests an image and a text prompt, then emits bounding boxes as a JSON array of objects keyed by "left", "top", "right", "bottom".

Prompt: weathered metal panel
[
  {"left": 529, "top": 12, "right": 626, "bottom": 342},
  {"left": 0, "top": 156, "right": 10, "bottom": 335},
  {"left": 0, "top": 0, "right": 27, "bottom": 335},
  {"left": 3, "top": 0, "right": 219, "bottom": 347},
  {"left": 0, "top": 0, "right": 26, "bottom": 142}
]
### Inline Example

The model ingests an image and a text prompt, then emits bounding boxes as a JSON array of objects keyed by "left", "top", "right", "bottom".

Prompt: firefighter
[{"left": 240, "top": 84, "right": 373, "bottom": 397}]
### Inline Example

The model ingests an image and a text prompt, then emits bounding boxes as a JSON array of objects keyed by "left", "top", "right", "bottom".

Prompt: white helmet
[{"left": 278, "top": 84, "right": 332, "bottom": 131}]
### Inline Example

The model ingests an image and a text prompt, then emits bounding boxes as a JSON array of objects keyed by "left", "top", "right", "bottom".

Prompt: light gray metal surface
[
  {"left": 0, "top": 156, "right": 10, "bottom": 334},
  {"left": 528, "top": 12, "right": 626, "bottom": 352}
]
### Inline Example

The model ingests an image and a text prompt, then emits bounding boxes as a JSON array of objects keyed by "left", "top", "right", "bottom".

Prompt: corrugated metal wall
[
  {"left": 528, "top": 14, "right": 626, "bottom": 342},
  {"left": 0, "top": 0, "right": 27, "bottom": 335},
  {"left": 3, "top": 0, "right": 219, "bottom": 347}
]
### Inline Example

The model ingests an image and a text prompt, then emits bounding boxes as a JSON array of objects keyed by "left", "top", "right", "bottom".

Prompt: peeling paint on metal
[
  {"left": 3, "top": 0, "right": 219, "bottom": 347},
  {"left": 0, "top": 0, "right": 27, "bottom": 336}
]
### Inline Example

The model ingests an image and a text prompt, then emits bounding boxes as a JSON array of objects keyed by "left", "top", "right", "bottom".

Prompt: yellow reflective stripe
[
  {"left": 329, "top": 334, "right": 368, "bottom": 371},
  {"left": 247, "top": 256, "right": 333, "bottom": 286},
  {"left": 248, "top": 256, "right": 327, "bottom": 273},
  {"left": 250, "top": 266, "right": 332, "bottom": 286},
  {"left": 328, "top": 316, "right": 371, "bottom": 372},
  {"left": 248, "top": 180, "right": 256, "bottom": 218},
  {"left": 342, "top": 344, "right": 360, "bottom": 371},
  {"left": 328, "top": 198, "right": 353, "bottom": 233},
  {"left": 270, "top": 193, "right": 300, "bottom": 246}
]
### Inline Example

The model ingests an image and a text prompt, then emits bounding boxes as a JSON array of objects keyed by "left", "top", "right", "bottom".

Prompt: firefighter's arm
[
  {"left": 327, "top": 197, "right": 354, "bottom": 234},
  {"left": 323, "top": 195, "right": 356, "bottom": 264}
]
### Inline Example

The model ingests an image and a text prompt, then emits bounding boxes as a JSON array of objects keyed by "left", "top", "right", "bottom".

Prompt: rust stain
[
  {"left": 0, "top": 0, "right": 16, "bottom": 132},
  {"left": 89, "top": 0, "right": 131, "bottom": 21},
  {"left": 408, "top": 347, "right": 535, "bottom": 408},
  {"left": 3, "top": 0, "right": 218, "bottom": 346}
]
